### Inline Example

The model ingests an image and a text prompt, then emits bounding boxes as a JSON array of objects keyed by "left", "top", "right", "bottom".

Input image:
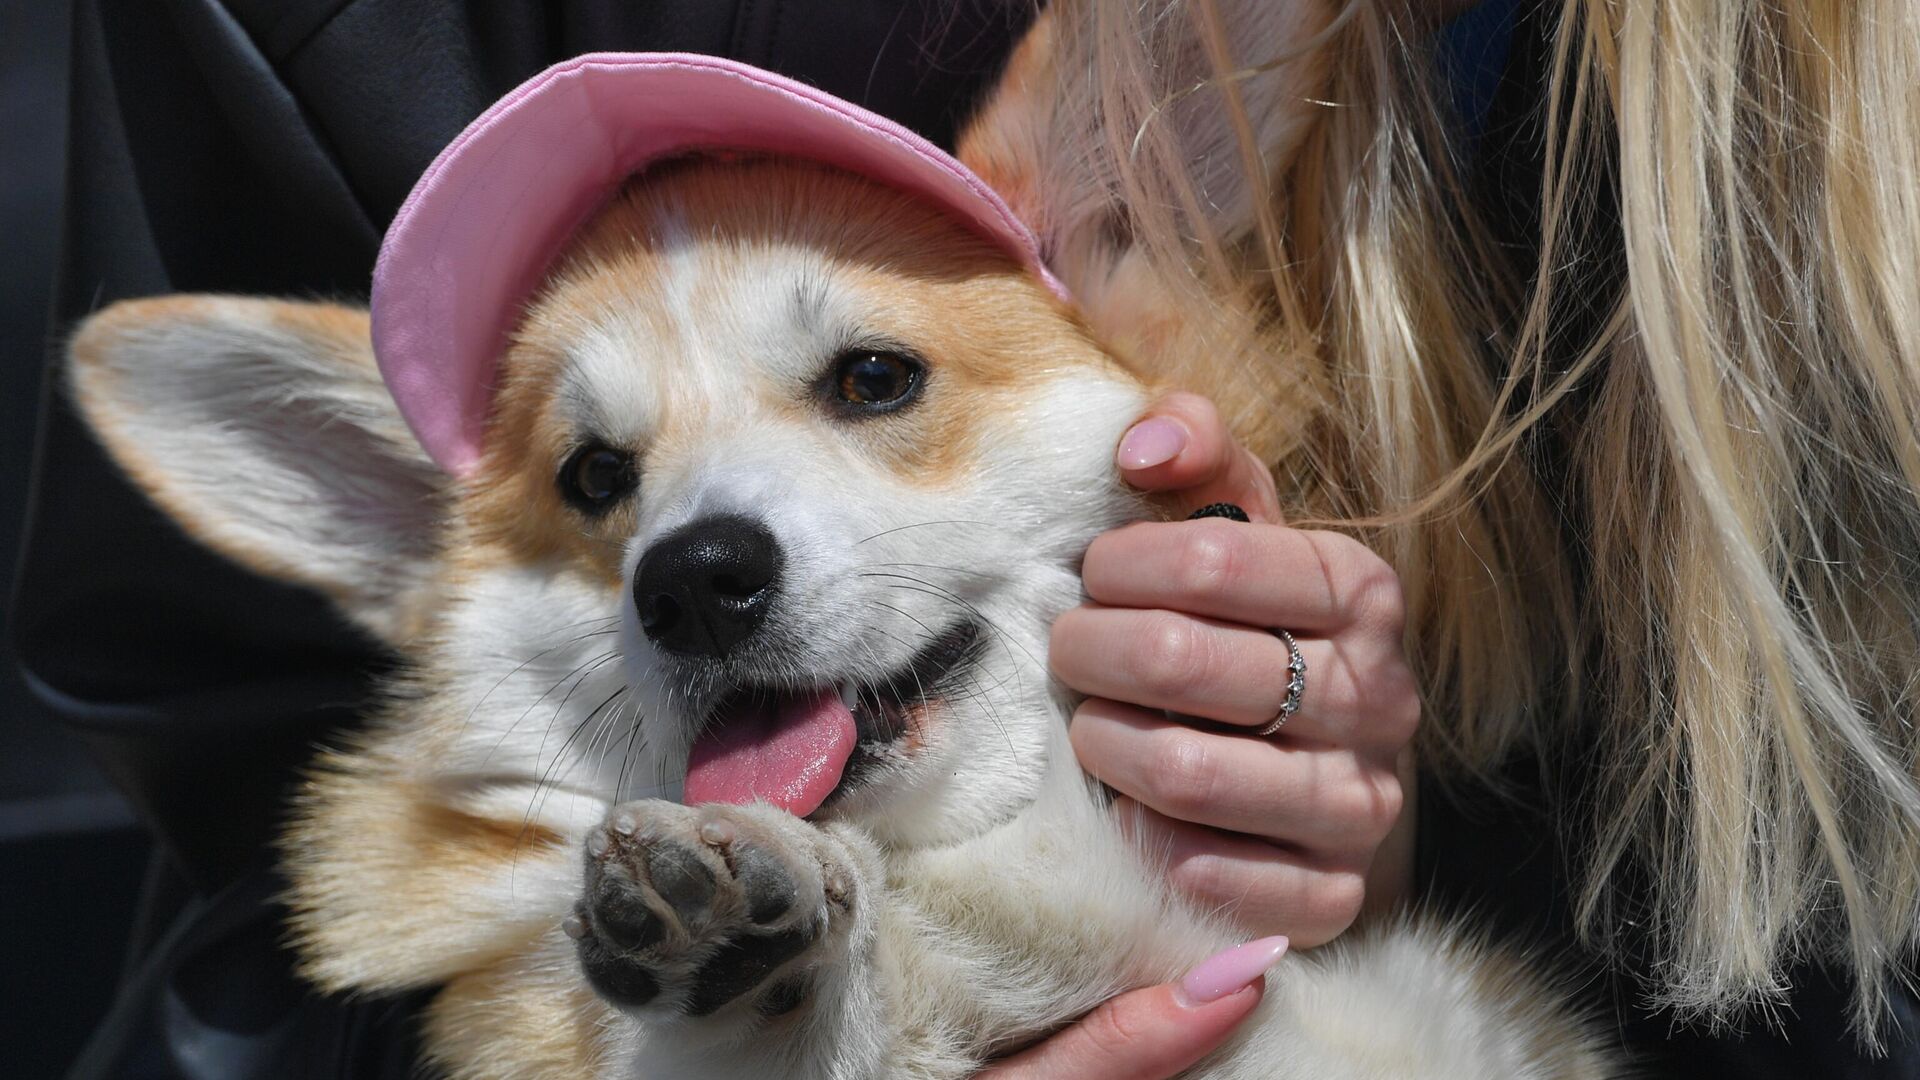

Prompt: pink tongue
[{"left": 683, "top": 689, "right": 857, "bottom": 816}]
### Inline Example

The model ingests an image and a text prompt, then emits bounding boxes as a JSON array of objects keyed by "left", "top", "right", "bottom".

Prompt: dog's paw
[{"left": 567, "top": 800, "right": 856, "bottom": 1020}]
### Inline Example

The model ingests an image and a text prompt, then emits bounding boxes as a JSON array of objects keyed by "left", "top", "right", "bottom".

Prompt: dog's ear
[
  {"left": 959, "top": 0, "right": 1333, "bottom": 459},
  {"left": 67, "top": 296, "right": 446, "bottom": 646},
  {"left": 961, "top": 0, "right": 1329, "bottom": 280}
]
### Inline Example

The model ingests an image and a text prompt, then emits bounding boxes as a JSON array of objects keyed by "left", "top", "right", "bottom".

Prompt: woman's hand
[
  {"left": 975, "top": 394, "right": 1414, "bottom": 1079},
  {"left": 1054, "top": 393, "right": 1420, "bottom": 947},
  {"left": 978, "top": 937, "right": 1288, "bottom": 1080}
]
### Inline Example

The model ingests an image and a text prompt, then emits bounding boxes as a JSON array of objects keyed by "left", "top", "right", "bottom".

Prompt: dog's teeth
[{"left": 840, "top": 682, "right": 859, "bottom": 711}]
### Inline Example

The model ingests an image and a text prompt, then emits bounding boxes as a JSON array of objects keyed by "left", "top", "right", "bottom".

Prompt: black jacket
[{"left": 12, "top": 1, "right": 1913, "bottom": 1075}]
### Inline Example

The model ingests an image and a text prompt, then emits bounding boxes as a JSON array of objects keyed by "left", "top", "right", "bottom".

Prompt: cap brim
[{"left": 371, "top": 52, "right": 1066, "bottom": 475}]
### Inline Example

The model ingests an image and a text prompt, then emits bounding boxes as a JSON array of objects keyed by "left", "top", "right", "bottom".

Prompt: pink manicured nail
[
  {"left": 1117, "top": 417, "right": 1189, "bottom": 470},
  {"left": 1175, "top": 936, "right": 1289, "bottom": 1007}
]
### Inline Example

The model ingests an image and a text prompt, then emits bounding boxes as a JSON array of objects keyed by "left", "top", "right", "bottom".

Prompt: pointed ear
[
  {"left": 959, "top": 0, "right": 1331, "bottom": 297},
  {"left": 67, "top": 296, "right": 448, "bottom": 646},
  {"left": 959, "top": 0, "right": 1335, "bottom": 462}
]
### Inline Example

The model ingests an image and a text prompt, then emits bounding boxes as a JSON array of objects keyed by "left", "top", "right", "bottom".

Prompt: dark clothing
[
  {"left": 10, "top": 0, "right": 1912, "bottom": 1075},
  {"left": 1422, "top": 774, "right": 1920, "bottom": 1078}
]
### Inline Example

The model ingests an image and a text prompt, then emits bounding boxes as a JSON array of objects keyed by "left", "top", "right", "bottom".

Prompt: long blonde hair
[
  {"left": 1554, "top": 0, "right": 1920, "bottom": 1034},
  {"left": 1066, "top": 0, "right": 1920, "bottom": 1039}
]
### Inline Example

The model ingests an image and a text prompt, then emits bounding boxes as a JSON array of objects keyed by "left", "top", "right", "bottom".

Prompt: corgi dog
[{"left": 65, "top": 2, "right": 1618, "bottom": 1078}]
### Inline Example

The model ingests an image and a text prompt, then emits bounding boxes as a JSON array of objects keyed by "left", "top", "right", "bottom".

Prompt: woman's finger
[
  {"left": 1115, "top": 393, "right": 1282, "bottom": 522},
  {"left": 1051, "top": 606, "right": 1308, "bottom": 728},
  {"left": 978, "top": 939, "right": 1283, "bottom": 1079},
  {"left": 1070, "top": 698, "right": 1404, "bottom": 852},
  {"left": 1082, "top": 520, "right": 1406, "bottom": 637},
  {"left": 1050, "top": 608, "right": 1420, "bottom": 751},
  {"left": 1114, "top": 798, "right": 1367, "bottom": 948}
]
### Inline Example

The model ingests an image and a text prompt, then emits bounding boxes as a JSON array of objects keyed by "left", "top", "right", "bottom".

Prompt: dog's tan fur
[{"left": 65, "top": 4, "right": 1623, "bottom": 1078}]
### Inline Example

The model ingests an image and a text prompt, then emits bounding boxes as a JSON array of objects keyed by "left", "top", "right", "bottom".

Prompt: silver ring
[{"left": 1255, "top": 629, "right": 1306, "bottom": 736}]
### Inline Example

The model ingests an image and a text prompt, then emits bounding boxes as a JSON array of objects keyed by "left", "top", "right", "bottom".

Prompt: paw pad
[{"left": 571, "top": 802, "right": 852, "bottom": 1018}]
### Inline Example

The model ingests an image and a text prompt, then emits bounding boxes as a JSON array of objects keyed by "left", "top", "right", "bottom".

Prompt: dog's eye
[
  {"left": 558, "top": 444, "right": 636, "bottom": 513},
  {"left": 831, "top": 351, "right": 921, "bottom": 411}
]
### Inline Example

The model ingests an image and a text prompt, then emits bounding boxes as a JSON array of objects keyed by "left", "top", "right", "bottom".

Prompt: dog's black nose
[{"left": 633, "top": 515, "right": 782, "bottom": 659}]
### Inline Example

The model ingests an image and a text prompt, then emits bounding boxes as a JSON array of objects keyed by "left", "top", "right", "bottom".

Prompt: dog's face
[
  {"left": 466, "top": 160, "right": 1151, "bottom": 844},
  {"left": 70, "top": 158, "right": 1151, "bottom": 850}
]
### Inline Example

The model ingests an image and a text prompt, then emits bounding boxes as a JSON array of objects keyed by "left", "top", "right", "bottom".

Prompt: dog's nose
[{"left": 633, "top": 515, "right": 782, "bottom": 659}]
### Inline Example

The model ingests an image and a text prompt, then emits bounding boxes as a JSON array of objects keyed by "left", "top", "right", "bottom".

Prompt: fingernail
[
  {"left": 1117, "top": 417, "right": 1189, "bottom": 470},
  {"left": 1175, "top": 936, "right": 1289, "bottom": 1007}
]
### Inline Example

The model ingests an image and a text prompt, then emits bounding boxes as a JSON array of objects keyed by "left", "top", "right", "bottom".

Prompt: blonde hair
[
  {"left": 1065, "top": 0, "right": 1920, "bottom": 1039},
  {"left": 1555, "top": 0, "right": 1920, "bottom": 1034}
]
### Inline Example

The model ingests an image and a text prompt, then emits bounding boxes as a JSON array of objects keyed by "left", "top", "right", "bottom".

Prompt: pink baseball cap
[{"left": 371, "top": 52, "right": 1067, "bottom": 476}]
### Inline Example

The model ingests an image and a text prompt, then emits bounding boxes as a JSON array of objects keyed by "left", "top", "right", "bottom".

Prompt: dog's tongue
[{"left": 683, "top": 689, "right": 857, "bottom": 816}]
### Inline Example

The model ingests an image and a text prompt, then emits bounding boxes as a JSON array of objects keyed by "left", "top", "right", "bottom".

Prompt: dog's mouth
[{"left": 682, "top": 621, "right": 982, "bottom": 818}]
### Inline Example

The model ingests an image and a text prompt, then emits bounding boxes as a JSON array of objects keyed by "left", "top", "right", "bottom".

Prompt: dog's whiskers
[
  {"left": 867, "top": 578, "right": 1034, "bottom": 750},
  {"left": 507, "top": 679, "right": 634, "bottom": 895},
  {"left": 525, "top": 684, "right": 632, "bottom": 835},
  {"left": 537, "top": 650, "right": 625, "bottom": 756},
  {"left": 458, "top": 616, "right": 622, "bottom": 737},
  {"left": 612, "top": 696, "right": 658, "bottom": 802},
  {"left": 869, "top": 600, "right": 942, "bottom": 645},
  {"left": 858, "top": 571, "right": 1041, "bottom": 671},
  {"left": 868, "top": 560, "right": 997, "bottom": 580},
  {"left": 477, "top": 646, "right": 623, "bottom": 771},
  {"left": 860, "top": 608, "right": 1018, "bottom": 756},
  {"left": 861, "top": 562, "right": 1042, "bottom": 694},
  {"left": 854, "top": 519, "right": 1008, "bottom": 546},
  {"left": 500, "top": 647, "right": 617, "bottom": 763}
]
